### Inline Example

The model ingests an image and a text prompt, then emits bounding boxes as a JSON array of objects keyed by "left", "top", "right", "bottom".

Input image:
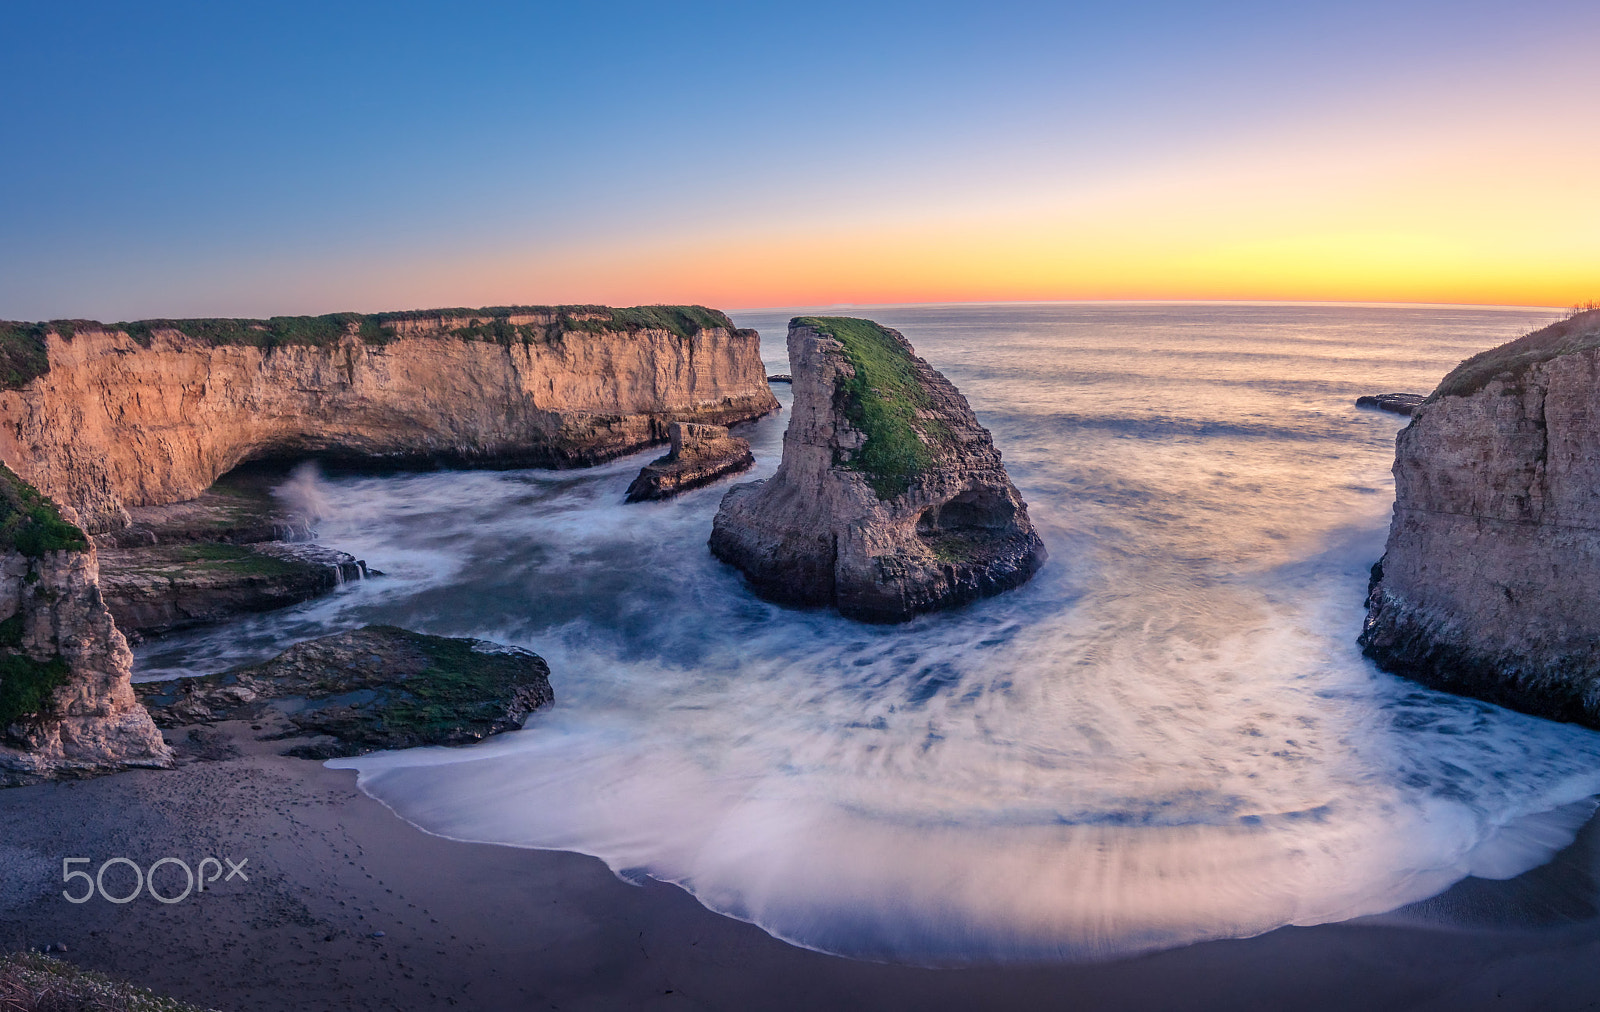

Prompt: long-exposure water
[{"left": 135, "top": 303, "right": 1600, "bottom": 962}]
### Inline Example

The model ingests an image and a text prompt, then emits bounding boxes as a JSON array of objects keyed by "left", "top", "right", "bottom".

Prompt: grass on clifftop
[
  {"left": 0, "top": 307, "right": 736, "bottom": 388},
  {"left": 796, "top": 316, "right": 948, "bottom": 499},
  {"left": 1433, "top": 307, "right": 1600, "bottom": 400},
  {"left": 0, "top": 322, "right": 52, "bottom": 389},
  {"left": 0, "top": 466, "right": 87, "bottom": 557}
]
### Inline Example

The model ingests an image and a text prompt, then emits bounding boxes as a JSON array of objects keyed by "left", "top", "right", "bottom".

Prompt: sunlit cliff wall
[{"left": 0, "top": 306, "right": 778, "bottom": 533}]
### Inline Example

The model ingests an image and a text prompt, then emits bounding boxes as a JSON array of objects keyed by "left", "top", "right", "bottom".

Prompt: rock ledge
[
  {"left": 136, "top": 625, "right": 553, "bottom": 758},
  {"left": 625, "top": 422, "right": 754, "bottom": 502}
]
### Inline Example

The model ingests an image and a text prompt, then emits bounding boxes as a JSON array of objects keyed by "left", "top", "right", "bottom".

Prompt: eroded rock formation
[
  {"left": 625, "top": 422, "right": 754, "bottom": 502},
  {"left": 1355, "top": 392, "right": 1426, "bottom": 416},
  {"left": 1361, "top": 309, "right": 1600, "bottom": 725},
  {"left": 0, "top": 306, "right": 777, "bottom": 534},
  {"left": 0, "top": 467, "right": 171, "bottom": 785},
  {"left": 710, "top": 317, "right": 1045, "bottom": 622},
  {"left": 137, "top": 625, "right": 553, "bottom": 759},
  {"left": 101, "top": 541, "right": 368, "bottom": 637}
]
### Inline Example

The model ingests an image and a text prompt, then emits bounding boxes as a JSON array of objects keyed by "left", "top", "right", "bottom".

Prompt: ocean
[{"left": 134, "top": 302, "right": 1600, "bottom": 963}]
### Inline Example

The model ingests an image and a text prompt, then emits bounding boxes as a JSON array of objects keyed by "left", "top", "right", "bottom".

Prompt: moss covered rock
[{"left": 137, "top": 626, "right": 553, "bottom": 758}]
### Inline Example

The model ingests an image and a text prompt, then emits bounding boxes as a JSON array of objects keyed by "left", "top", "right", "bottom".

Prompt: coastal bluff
[
  {"left": 1361, "top": 309, "right": 1600, "bottom": 726},
  {"left": 710, "top": 317, "right": 1044, "bottom": 623},
  {"left": 0, "top": 305, "right": 778, "bottom": 534},
  {"left": 0, "top": 467, "right": 171, "bottom": 785}
]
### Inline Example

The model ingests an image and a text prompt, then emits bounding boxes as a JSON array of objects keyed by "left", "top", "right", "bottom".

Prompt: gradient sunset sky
[{"left": 4, "top": 0, "right": 1597, "bottom": 320}]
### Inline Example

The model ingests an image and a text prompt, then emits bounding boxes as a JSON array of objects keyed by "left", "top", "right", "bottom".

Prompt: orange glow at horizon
[{"left": 378, "top": 95, "right": 1600, "bottom": 315}]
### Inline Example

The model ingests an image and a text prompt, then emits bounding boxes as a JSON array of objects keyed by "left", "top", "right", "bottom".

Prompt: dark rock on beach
[
  {"left": 625, "top": 422, "right": 754, "bottom": 502},
  {"left": 711, "top": 317, "right": 1045, "bottom": 623},
  {"left": 1355, "top": 392, "right": 1426, "bottom": 416},
  {"left": 136, "top": 625, "right": 553, "bottom": 758},
  {"left": 1361, "top": 309, "right": 1600, "bottom": 726}
]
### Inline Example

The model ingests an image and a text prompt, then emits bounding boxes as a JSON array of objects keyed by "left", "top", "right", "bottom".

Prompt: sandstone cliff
[
  {"left": 0, "top": 467, "right": 171, "bottom": 785},
  {"left": 0, "top": 306, "right": 778, "bottom": 534},
  {"left": 625, "top": 422, "right": 754, "bottom": 502},
  {"left": 1362, "top": 309, "right": 1600, "bottom": 725},
  {"left": 710, "top": 317, "right": 1045, "bottom": 622}
]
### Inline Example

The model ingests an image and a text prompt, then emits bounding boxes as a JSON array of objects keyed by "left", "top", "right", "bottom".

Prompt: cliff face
[
  {"left": 1362, "top": 309, "right": 1600, "bottom": 725},
  {"left": 0, "top": 468, "right": 171, "bottom": 784},
  {"left": 0, "top": 306, "right": 777, "bottom": 533},
  {"left": 710, "top": 317, "right": 1045, "bottom": 623}
]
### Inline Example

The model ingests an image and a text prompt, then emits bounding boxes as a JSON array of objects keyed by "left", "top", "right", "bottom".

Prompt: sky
[{"left": 3, "top": 0, "right": 1598, "bottom": 320}]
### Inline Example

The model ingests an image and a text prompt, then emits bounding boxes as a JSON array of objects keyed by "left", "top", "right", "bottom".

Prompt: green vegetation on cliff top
[
  {"left": 1433, "top": 307, "right": 1600, "bottom": 400},
  {"left": 0, "top": 465, "right": 87, "bottom": 557},
  {"left": 797, "top": 316, "right": 948, "bottom": 500},
  {"left": 0, "top": 305, "right": 738, "bottom": 390}
]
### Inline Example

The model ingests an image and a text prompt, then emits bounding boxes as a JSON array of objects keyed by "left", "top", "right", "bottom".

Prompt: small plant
[
  {"left": 0, "top": 467, "right": 87, "bottom": 557},
  {"left": 0, "top": 653, "right": 69, "bottom": 730}
]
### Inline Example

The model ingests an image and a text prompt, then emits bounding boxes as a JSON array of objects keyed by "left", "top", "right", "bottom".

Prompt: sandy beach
[{"left": 0, "top": 719, "right": 1597, "bottom": 1011}]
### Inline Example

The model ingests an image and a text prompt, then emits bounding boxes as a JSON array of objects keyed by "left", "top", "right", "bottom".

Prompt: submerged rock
[
  {"left": 137, "top": 625, "right": 553, "bottom": 759},
  {"left": 710, "top": 317, "right": 1045, "bottom": 623},
  {"left": 625, "top": 422, "right": 754, "bottom": 502},
  {"left": 1355, "top": 392, "right": 1425, "bottom": 416},
  {"left": 0, "top": 466, "right": 172, "bottom": 786},
  {"left": 1361, "top": 309, "right": 1600, "bottom": 726}
]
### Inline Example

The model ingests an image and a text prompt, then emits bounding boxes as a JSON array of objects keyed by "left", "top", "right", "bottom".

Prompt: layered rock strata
[
  {"left": 137, "top": 625, "right": 553, "bottom": 759},
  {"left": 92, "top": 465, "right": 370, "bottom": 636},
  {"left": 625, "top": 422, "right": 754, "bottom": 502},
  {"left": 0, "top": 467, "right": 171, "bottom": 785},
  {"left": 0, "top": 306, "right": 778, "bottom": 534},
  {"left": 710, "top": 317, "right": 1045, "bottom": 622},
  {"left": 1361, "top": 309, "right": 1600, "bottom": 725},
  {"left": 100, "top": 541, "right": 368, "bottom": 637}
]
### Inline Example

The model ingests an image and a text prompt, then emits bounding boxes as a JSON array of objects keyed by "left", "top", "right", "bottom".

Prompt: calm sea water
[{"left": 136, "top": 303, "right": 1600, "bottom": 962}]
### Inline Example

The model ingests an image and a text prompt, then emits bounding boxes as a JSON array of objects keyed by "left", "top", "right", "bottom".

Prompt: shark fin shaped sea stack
[{"left": 710, "top": 317, "right": 1045, "bottom": 622}]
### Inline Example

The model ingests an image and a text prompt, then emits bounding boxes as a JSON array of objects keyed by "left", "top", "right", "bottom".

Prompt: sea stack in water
[
  {"left": 1361, "top": 309, "right": 1600, "bottom": 726},
  {"left": 625, "top": 422, "right": 754, "bottom": 502},
  {"left": 0, "top": 466, "right": 172, "bottom": 784},
  {"left": 710, "top": 317, "right": 1045, "bottom": 622}
]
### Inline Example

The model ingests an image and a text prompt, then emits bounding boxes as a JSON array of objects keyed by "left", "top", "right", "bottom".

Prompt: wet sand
[{"left": 3, "top": 722, "right": 1600, "bottom": 1012}]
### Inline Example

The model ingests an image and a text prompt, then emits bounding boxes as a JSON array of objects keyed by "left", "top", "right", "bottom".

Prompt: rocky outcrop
[
  {"left": 0, "top": 306, "right": 778, "bottom": 534},
  {"left": 100, "top": 541, "right": 369, "bottom": 637},
  {"left": 136, "top": 626, "right": 553, "bottom": 759},
  {"left": 1361, "top": 309, "right": 1600, "bottom": 725},
  {"left": 1356, "top": 392, "right": 1426, "bottom": 416},
  {"left": 0, "top": 467, "right": 171, "bottom": 785},
  {"left": 710, "top": 317, "right": 1045, "bottom": 623},
  {"left": 625, "top": 422, "right": 754, "bottom": 502},
  {"left": 91, "top": 465, "right": 371, "bottom": 636}
]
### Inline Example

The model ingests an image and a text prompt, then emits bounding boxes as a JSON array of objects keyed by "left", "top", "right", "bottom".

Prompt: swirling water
[{"left": 135, "top": 303, "right": 1600, "bottom": 962}]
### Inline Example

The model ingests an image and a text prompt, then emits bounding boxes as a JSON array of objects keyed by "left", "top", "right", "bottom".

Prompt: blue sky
[{"left": 4, "top": 1, "right": 1597, "bottom": 319}]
